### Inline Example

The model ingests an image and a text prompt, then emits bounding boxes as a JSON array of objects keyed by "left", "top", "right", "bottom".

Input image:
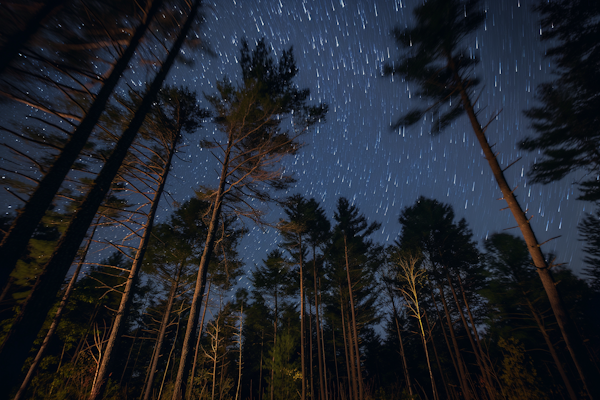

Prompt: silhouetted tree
[
  {"left": 384, "top": 1, "right": 598, "bottom": 395},
  {"left": 521, "top": 0, "right": 600, "bottom": 202},
  {"left": 171, "top": 38, "right": 327, "bottom": 400}
]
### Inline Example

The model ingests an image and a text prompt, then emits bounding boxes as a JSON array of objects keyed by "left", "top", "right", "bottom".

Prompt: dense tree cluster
[{"left": 0, "top": 0, "right": 599, "bottom": 400}]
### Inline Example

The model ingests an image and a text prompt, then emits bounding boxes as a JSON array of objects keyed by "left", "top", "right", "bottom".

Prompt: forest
[{"left": 0, "top": 0, "right": 599, "bottom": 400}]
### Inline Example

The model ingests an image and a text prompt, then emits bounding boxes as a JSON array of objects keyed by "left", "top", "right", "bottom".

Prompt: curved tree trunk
[
  {"left": 143, "top": 262, "right": 184, "bottom": 400},
  {"left": 0, "top": 0, "right": 162, "bottom": 289}
]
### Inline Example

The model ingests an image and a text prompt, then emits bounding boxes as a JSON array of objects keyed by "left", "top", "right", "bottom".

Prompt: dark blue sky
[{"left": 150, "top": 0, "right": 588, "bottom": 275}]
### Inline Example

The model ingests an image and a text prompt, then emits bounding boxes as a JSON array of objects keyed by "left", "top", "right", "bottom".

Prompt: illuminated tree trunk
[
  {"left": 143, "top": 262, "right": 184, "bottom": 400},
  {"left": 343, "top": 234, "right": 364, "bottom": 400}
]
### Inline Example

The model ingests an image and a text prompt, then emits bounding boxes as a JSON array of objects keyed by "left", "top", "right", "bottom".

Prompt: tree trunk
[
  {"left": 0, "top": 2, "right": 200, "bottom": 392},
  {"left": 235, "top": 304, "right": 243, "bottom": 400},
  {"left": 0, "top": 0, "right": 67, "bottom": 75},
  {"left": 385, "top": 280, "right": 413, "bottom": 397},
  {"left": 299, "top": 234, "right": 307, "bottom": 400},
  {"left": 313, "top": 255, "right": 325, "bottom": 400},
  {"left": 427, "top": 280, "right": 467, "bottom": 400},
  {"left": 143, "top": 262, "right": 184, "bottom": 400},
  {"left": 188, "top": 279, "right": 212, "bottom": 400},
  {"left": 90, "top": 122, "right": 181, "bottom": 400},
  {"left": 13, "top": 222, "right": 97, "bottom": 400},
  {"left": 340, "top": 298, "right": 355, "bottom": 400},
  {"left": 172, "top": 131, "right": 232, "bottom": 400},
  {"left": 446, "top": 270, "right": 495, "bottom": 399},
  {"left": 0, "top": 0, "right": 162, "bottom": 289},
  {"left": 332, "top": 322, "right": 340, "bottom": 400},
  {"left": 424, "top": 309, "right": 449, "bottom": 399},
  {"left": 309, "top": 293, "right": 315, "bottom": 400},
  {"left": 525, "top": 297, "right": 577, "bottom": 400},
  {"left": 342, "top": 234, "right": 364, "bottom": 400},
  {"left": 455, "top": 273, "right": 497, "bottom": 393},
  {"left": 450, "top": 55, "right": 600, "bottom": 399},
  {"left": 436, "top": 282, "right": 472, "bottom": 400},
  {"left": 402, "top": 289, "right": 439, "bottom": 400}
]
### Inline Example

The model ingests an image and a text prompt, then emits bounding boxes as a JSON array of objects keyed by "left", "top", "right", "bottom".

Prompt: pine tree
[
  {"left": 170, "top": 38, "right": 326, "bottom": 400},
  {"left": 384, "top": 1, "right": 598, "bottom": 396},
  {"left": 521, "top": 0, "right": 600, "bottom": 202}
]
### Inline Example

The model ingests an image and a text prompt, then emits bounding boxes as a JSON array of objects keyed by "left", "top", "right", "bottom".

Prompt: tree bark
[
  {"left": 299, "top": 234, "right": 307, "bottom": 400},
  {"left": 308, "top": 293, "right": 315, "bottom": 400},
  {"left": 526, "top": 297, "right": 577, "bottom": 400},
  {"left": 445, "top": 270, "right": 495, "bottom": 399},
  {"left": 436, "top": 283, "right": 472, "bottom": 400},
  {"left": 449, "top": 55, "right": 600, "bottom": 399},
  {"left": 427, "top": 280, "right": 468, "bottom": 400},
  {"left": 424, "top": 310, "right": 449, "bottom": 399},
  {"left": 0, "top": 0, "right": 162, "bottom": 289},
  {"left": 340, "top": 297, "right": 355, "bottom": 400},
  {"left": 188, "top": 279, "right": 212, "bottom": 400},
  {"left": 313, "top": 254, "right": 326, "bottom": 400},
  {"left": 143, "top": 262, "right": 184, "bottom": 400},
  {"left": 455, "top": 273, "right": 497, "bottom": 393},
  {"left": 90, "top": 118, "right": 182, "bottom": 400},
  {"left": 172, "top": 132, "right": 232, "bottom": 400},
  {"left": 342, "top": 234, "right": 364, "bottom": 400}
]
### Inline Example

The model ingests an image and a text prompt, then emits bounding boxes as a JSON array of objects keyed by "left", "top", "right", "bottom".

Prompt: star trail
[{"left": 156, "top": 0, "right": 588, "bottom": 274}]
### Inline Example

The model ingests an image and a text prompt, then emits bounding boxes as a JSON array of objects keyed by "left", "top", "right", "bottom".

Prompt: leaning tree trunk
[
  {"left": 340, "top": 296, "right": 355, "bottom": 400},
  {"left": 13, "top": 221, "right": 97, "bottom": 400},
  {"left": 313, "top": 253, "right": 326, "bottom": 400},
  {"left": 342, "top": 234, "right": 364, "bottom": 400},
  {"left": 171, "top": 137, "right": 232, "bottom": 400},
  {"left": 89, "top": 92, "right": 183, "bottom": 400},
  {"left": 525, "top": 297, "right": 577, "bottom": 400},
  {"left": 0, "top": 0, "right": 162, "bottom": 290},
  {"left": 402, "top": 289, "right": 438, "bottom": 400},
  {"left": 388, "top": 294, "right": 413, "bottom": 397},
  {"left": 456, "top": 272, "right": 498, "bottom": 392},
  {"left": 427, "top": 280, "right": 470, "bottom": 400},
  {"left": 445, "top": 270, "right": 495, "bottom": 399},
  {"left": 435, "top": 282, "right": 472, "bottom": 400},
  {"left": 143, "top": 262, "right": 184, "bottom": 400},
  {"left": 299, "top": 234, "right": 307, "bottom": 400},
  {"left": 449, "top": 55, "right": 599, "bottom": 399},
  {"left": 424, "top": 310, "right": 450, "bottom": 399},
  {"left": 0, "top": 0, "right": 67, "bottom": 75},
  {"left": 0, "top": 2, "right": 200, "bottom": 393},
  {"left": 188, "top": 280, "right": 212, "bottom": 400}
]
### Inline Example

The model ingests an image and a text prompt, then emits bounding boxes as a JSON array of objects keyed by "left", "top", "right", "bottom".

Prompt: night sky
[
  {"left": 7, "top": 1, "right": 588, "bottom": 276},
  {"left": 154, "top": 0, "right": 591, "bottom": 276}
]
